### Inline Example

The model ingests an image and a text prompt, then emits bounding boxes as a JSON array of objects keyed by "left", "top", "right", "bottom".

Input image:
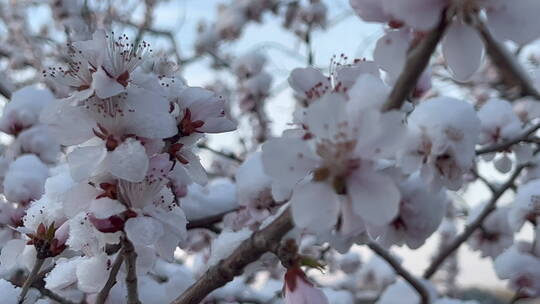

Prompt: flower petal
[
  {"left": 92, "top": 67, "right": 125, "bottom": 99},
  {"left": 125, "top": 216, "right": 164, "bottom": 246},
  {"left": 347, "top": 168, "right": 400, "bottom": 225},
  {"left": 442, "top": 20, "right": 484, "bottom": 82},
  {"left": 290, "top": 182, "right": 340, "bottom": 234},
  {"left": 107, "top": 138, "right": 149, "bottom": 182}
]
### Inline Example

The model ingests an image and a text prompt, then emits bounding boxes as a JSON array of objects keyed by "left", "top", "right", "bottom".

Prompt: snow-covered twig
[
  {"left": 123, "top": 238, "right": 141, "bottom": 304},
  {"left": 187, "top": 208, "right": 240, "bottom": 231},
  {"left": 197, "top": 143, "right": 243, "bottom": 163},
  {"left": 476, "top": 122, "right": 540, "bottom": 155},
  {"left": 95, "top": 247, "right": 126, "bottom": 304},
  {"left": 18, "top": 257, "right": 45, "bottom": 304},
  {"left": 171, "top": 208, "right": 293, "bottom": 304}
]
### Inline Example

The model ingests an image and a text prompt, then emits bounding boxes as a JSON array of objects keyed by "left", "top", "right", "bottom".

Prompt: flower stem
[
  {"left": 18, "top": 257, "right": 45, "bottom": 304},
  {"left": 123, "top": 238, "right": 141, "bottom": 304}
]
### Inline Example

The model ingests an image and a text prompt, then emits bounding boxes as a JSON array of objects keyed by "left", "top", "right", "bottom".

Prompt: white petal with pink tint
[
  {"left": 486, "top": 0, "right": 540, "bottom": 44},
  {"left": 262, "top": 138, "right": 318, "bottom": 187},
  {"left": 125, "top": 216, "right": 164, "bottom": 246},
  {"left": 107, "top": 138, "right": 149, "bottom": 183},
  {"left": 68, "top": 145, "right": 107, "bottom": 181},
  {"left": 290, "top": 182, "right": 340, "bottom": 234},
  {"left": 347, "top": 168, "right": 400, "bottom": 225},
  {"left": 374, "top": 29, "right": 411, "bottom": 77},
  {"left": 0, "top": 239, "right": 26, "bottom": 271},
  {"left": 92, "top": 67, "right": 125, "bottom": 99},
  {"left": 89, "top": 197, "right": 127, "bottom": 219},
  {"left": 442, "top": 20, "right": 484, "bottom": 82},
  {"left": 349, "top": 0, "right": 392, "bottom": 23}
]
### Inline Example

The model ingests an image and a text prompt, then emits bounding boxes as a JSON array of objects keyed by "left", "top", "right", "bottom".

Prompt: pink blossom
[{"left": 283, "top": 267, "right": 329, "bottom": 304}]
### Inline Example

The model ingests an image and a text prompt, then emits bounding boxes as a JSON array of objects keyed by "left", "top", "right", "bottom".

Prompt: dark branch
[
  {"left": 187, "top": 208, "right": 240, "bottom": 231},
  {"left": 368, "top": 242, "right": 430, "bottom": 304},
  {"left": 476, "top": 122, "right": 540, "bottom": 155},
  {"left": 423, "top": 164, "right": 527, "bottom": 279},
  {"left": 382, "top": 12, "right": 450, "bottom": 111},
  {"left": 171, "top": 208, "right": 293, "bottom": 304},
  {"left": 123, "top": 238, "right": 141, "bottom": 304},
  {"left": 95, "top": 247, "right": 126, "bottom": 304}
]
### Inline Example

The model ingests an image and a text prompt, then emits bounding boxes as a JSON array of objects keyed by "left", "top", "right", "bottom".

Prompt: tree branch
[
  {"left": 368, "top": 242, "right": 429, "bottom": 304},
  {"left": 11, "top": 274, "right": 77, "bottom": 304},
  {"left": 18, "top": 257, "right": 45, "bottom": 304},
  {"left": 31, "top": 278, "right": 77, "bottom": 304},
  {"left": 474, "top": 17, "right": 540, "bottom": 100},
  {"left": 476, "top": 122, "right": 540, "bottom": 155},
  {"left": 95, "top": 247, "right": 126, "bottom": 304},
  {"left": 423, "top": 164, "right": 527, "bottom": 279},
  {"left": 197, "top": 143, "right": 242, "bottom": 163},
  {"left": 382, "top": 12, "right": 450, "bottom": 111},
  {"left": 171, "top": 208, "right": 293, "bottom": 304},
  {"left": 123, "top": 238, "right": 141, "bottom": 304}
]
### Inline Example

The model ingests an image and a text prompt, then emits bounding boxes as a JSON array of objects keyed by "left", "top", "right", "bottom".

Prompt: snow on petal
[
  {"left": 290, "top": 182, "right": 340, "bottom": 234},
  {"left": 125, "top": 216, "right": 165, "bottom": 246},
  {"left": 107, "top": 138, "right": 149, "bottom": 182},
  {"left": 347, "top": 167, "right": 400, "bottom": 226}
]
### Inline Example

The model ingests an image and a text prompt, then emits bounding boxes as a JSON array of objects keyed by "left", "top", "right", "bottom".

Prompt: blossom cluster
[{"left": 0, "top": 0, "right": 540, "bottom": 304}]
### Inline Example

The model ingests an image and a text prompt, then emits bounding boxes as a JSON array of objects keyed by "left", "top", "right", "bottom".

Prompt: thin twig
[
  {"left": 95, "top": 247, "right": 126, "bottom": 304},
  {"left": 368, "top": 242, "right": 429, "bottom": 304},
  {"left": 474, "top": 17, "right": 540, "bottom": 100},
  {"left": 423, "top": 164, "right": 527, "bottom": 279},
  {"left": 305, "top": 24, "right": 314, "bottom": 66},
  {"left": 18, "top": 257, "right": 45, "bottom": 304},
  {"left": 31, "top": 279, "right": 77, "bottom": 304},
  {"left": 509, "top": 290, "right": 527, "bottom": 304},
  {"left": 133, "top": 1, "right": 155, "bottom": 50},
  {"left": 171, "top": 208, "right": 294, "bottom": 304},
  {"left": 470, "top": 168, "right": 497, "bottom": 193},
  {"left": 187, "top": 208, "right": 240, "bottom": 230},
  {"left": 0, "top": 81, "right": 11, "bottom": 99},
  {"left": 197, "top": 143, "right": 243, "bottom": 163},
  {"left": 476, "top": 122, "right": 540, "bottom": 155},
  {"left": 123, "top": 238, "right": 141, "bottom": 304},
  {"left": 382, "top": 12, "right": 450, "bottom": 111},
  {"left": 114, "top": 16, "right": 183, "bottom": 64},
  {"left": 252, "top": 101, "right": 269, "bottom": 145},
  {"left": 11, "top": 275, "right": 77, "bottom": 304}
]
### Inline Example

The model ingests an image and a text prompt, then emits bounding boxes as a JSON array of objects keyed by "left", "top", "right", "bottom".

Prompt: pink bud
[
  {"left": 54, "top": 221, "right": 70, "bottom": 246},
  {"left": 283, "top": 267, "right": 329, "bottom": 304}
]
